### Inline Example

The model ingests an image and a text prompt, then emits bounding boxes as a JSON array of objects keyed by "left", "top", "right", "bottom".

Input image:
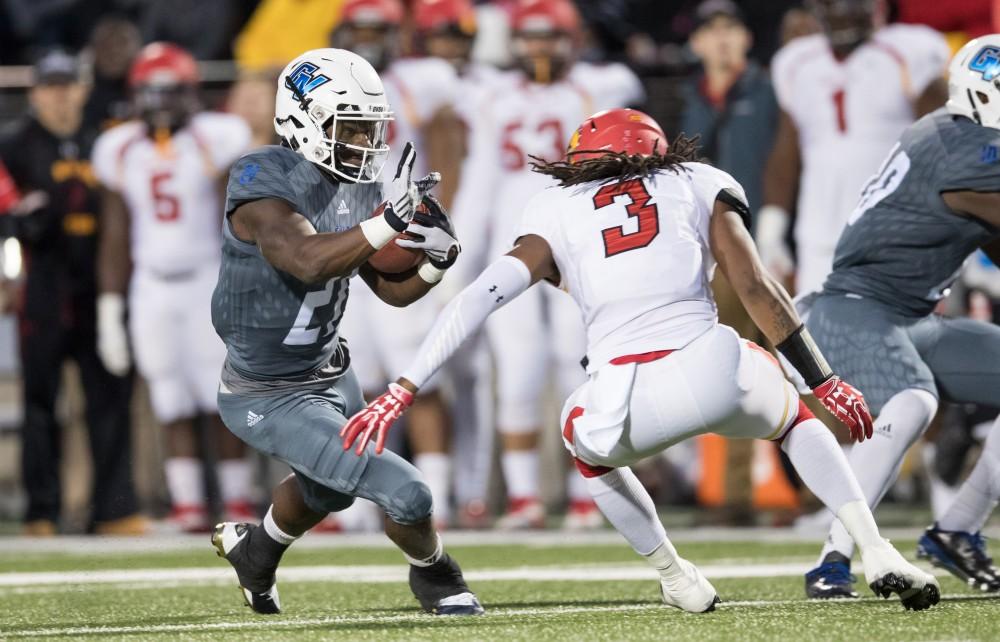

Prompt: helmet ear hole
[{"left": 977, "top": 91, "right": 990, "bottom": 104}]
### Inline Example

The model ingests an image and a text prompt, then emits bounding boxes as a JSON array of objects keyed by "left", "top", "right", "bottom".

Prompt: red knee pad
[
  {"left": 563, "top": 405, "right": 613, "bottom": 478},
  {"left": 776, "top": 398, "right": 816, "bottom": 444}
]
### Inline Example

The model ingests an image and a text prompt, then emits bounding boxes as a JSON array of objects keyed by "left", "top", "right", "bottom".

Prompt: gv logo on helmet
[
  {"left": 969, "top": 46, "right": 1000, "bottom": 81},
  {"left": 289, "top": 61, "right": 331, "bottom": 95}
]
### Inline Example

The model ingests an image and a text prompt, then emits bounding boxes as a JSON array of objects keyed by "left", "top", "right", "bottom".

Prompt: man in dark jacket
[{"left": 0, "top": 50, "right": 144, "bottom": 535}]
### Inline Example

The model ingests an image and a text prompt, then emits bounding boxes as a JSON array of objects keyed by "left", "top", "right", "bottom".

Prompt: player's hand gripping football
[
  {"left": 341, "top": 381, "right": 415, "bottom": 455},
  {"left": 381, "top": 142, "right": 441, "bottom": 232},
  {"left": 812, "top": 376, "right": 874, "bottom": 442},
  {"left": 396, "top": 195, "right": 461, "bottom": 269}
]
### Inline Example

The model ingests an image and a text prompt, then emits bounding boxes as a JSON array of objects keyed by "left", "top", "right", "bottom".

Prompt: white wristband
[
  {"left": 98, "top": 292, "right": 125, "bottom": 323},
  {"left": 359, "top": 215, "right": 399, "bottom": 250},
  {"left": 417, "top": 259, "right": 446, "bottom": 284}
]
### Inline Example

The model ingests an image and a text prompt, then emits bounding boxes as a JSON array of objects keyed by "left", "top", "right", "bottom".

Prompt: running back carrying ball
[{"left": 368, "top": 195, "right": 455, "bottom": 273}]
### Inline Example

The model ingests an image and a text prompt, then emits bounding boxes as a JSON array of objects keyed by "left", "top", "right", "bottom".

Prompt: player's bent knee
[
  {"left": 384, "top": 479, "right": 434, "bottom": 525},
  {"left": 776, "top": 398, "right": 815, "bottom": 444},
  {"left": 573, "top": 456, "right": 613, "bottom": 479}
]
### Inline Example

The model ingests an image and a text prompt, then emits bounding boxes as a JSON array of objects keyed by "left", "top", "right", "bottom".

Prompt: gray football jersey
[
  {"left": 824, "top": 108, "right": 1000, "bottom": 316},
  {"left": 212, "top": 145, "right": 382, "bottom": 383}
]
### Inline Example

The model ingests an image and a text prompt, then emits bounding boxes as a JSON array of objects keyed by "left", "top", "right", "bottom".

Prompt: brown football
[{"left": 366, "top": 203, "right": 427, "bottom": 274}]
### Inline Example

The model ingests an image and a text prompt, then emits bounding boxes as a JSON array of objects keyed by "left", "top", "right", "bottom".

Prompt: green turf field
[{"left": 1, "top": 532, "right": 998, "bottom": 641}]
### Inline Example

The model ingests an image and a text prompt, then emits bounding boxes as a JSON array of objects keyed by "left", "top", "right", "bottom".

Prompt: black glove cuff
[
  {"left": 382, "top": 202, "right": 407, "bottom": 232},
  {"left": 776, "top": 325, "right": 833, "bottom": 388},
  {"left": 428, "top": 246, "right": 460, "bottom": 270}
]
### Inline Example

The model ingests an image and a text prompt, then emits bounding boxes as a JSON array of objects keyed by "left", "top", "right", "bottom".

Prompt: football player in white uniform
[
  {"left": 330, "top": 0, "right": 464, "bottom": 527},
  {"left": 342, "top": 108, "right": 941, "bottom": 612},
  {"left": 458, "top": 0, "right": 644, "bottom": 529},
  {"left": 94, "top": 43, "right": 253, "bottom": 531},
  {"left": 756, "top": 0, "right": 949, "bottom": 294}
]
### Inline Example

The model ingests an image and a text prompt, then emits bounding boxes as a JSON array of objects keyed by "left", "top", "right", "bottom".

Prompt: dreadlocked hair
[{"left": 529, "top": 134, "right": 702, "bottom": 187}]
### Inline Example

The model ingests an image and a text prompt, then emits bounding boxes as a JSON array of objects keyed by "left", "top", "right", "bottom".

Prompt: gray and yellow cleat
[{"left": 212, "top": 522, "right": 282, "bottom": 615}]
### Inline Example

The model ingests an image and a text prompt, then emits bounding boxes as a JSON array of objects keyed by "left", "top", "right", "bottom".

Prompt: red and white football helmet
[
  {"left": 414, "top": 0, "right": 477, "bottom": 35},
  {"left": 128, "top": 42, "right": 200, "bottom": 133},
  {"left": 509, "top": 0, "right": 581, "bottom": 83},
  {"left": 333, "top": 0, "right": 404, "bottom": 70},
  {"left": 567, "top": 109, "right": 669, "bottom": 162}
]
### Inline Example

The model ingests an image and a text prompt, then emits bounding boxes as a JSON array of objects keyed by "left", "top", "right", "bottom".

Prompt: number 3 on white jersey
[{"left": 848, "top": 144, "right": 911, "bottom": 225}]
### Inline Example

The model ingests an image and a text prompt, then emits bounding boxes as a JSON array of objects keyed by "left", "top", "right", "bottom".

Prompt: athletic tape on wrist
[
  {"left": 359, "top": 215, "right": 399, "bottom": 250},
  {"left": 417, "top": 260, "right": 446, "bottom": 284},
  {"left": 777, "top": 325, "right": 833, "bottom": 389}
]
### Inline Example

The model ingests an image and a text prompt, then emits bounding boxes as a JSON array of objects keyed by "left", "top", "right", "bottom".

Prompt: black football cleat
[
  {"left": 917, "top": 524, "right": 1000, "bottom": 592},
  {"left": 861, "top": 539, "right": 940, "bottom": 611},
  {"left": 804, "top": 552, "right": 859, "bottom": 599},
  {"left": 212, "top": 522, "right": 282, "bottom": 614},
  {"left": 409, "top": 553, "right": 485, "bottom": 616}
]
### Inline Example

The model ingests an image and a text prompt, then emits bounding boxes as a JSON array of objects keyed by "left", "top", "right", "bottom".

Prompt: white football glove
[
  {"left": 97, "top": 293, "right": 131, "bottom": 377},
  {"left": 755, "top": 205, "right": 795, "bottom": 280},
  {"left": 382, "top": 142, "right": 440, "bottom": 231},
  {"left": 396, "top": 196, "right": 460, "bottom": 269}
]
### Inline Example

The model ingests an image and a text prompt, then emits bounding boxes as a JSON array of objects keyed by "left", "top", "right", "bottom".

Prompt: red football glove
[
  {"left": 340, "top": 382, "right": 414, "bottom": 455},
  {"left": 812, "top": 376, "right": 874, "bottom": 443}
]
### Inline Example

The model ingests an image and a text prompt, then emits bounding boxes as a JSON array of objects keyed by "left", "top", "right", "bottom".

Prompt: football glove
[
  {"left": 755, "top": 205, "right": 795, "bottom": 279},
  {"left": 381, "top": 142, "right": 441, "bottom": 232},
  {"left": 812, "top": 376, "right": 873, "bottom": 443},
  {"left": 97, "top": 293, "right": 131, "bottom": 377},
  {"left": 396, "top": 195, "right": 461, "bottom": 269},
  {"left": 340, "top": 382, "right": 414, "bottom": 455}
]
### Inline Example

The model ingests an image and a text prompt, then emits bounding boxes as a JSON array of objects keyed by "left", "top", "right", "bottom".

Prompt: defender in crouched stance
[
  {"left": 342, "top": 108, "right": 940, "bottom": 611},
  {"left": 210, "top": 49, "right": 480, "bottom": 616}
]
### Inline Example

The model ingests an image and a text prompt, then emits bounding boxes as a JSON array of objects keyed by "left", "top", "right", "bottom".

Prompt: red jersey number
[
  {"left": 151, "top": 172, "right": 180, "bottom": 222},
  {"left": 501, "top": 119, "right": 565, "bottom": 170},
  {"left": 593, "top": 179, "right": 659, "bottom": 257}
]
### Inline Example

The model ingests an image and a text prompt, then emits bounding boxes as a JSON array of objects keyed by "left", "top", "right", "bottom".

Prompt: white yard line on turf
[
  {"left": 0, "top": 561, "right": 956, "bottom": 590},
  {"left": 6, "top": 526, "right": 991, "bottom": 554},
  {"left": 5, "top": 595, "right": 998, "bottom": 639}
]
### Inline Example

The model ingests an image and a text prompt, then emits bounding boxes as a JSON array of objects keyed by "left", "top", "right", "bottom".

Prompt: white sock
[
  {"left": 585, "top": 467, "right": 667, "bottom": 556},
  {"left": 836, "top": 499, "right": 885, "bottom": 554},
  {"left": 403, "top": 533, "right": 443, "bottom": 567},
  {"left": 218, "top": 458, "right": 252, "bottom": 505},
  {"left": 938, "top": 415, "right": 1000, "bottom": 532},
  {"left": 567, "top": 468, "right": 592, "bottom": 502},
  {"left": 263, "top": 506, "right": 298, "bottom": 546},
  {"left": 164, "top": 457, "right": 205, "bottom": 508},
  {"left": 414, "top": 453, "right": 452, "bottom": 523},
  {"left": 817, "top": 389, "right": 937, "bottom": 563},
  {"left": 781, "top": 419, "right": 867, "bottom": 562},
  {"left": 502, "top": 449, "right": 540, "bottom": 500},
  {"left": 644, "top": 538, "right": 681, "bottom": 574}
]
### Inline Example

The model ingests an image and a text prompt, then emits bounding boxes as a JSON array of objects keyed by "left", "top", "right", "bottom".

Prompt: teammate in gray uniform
[
  {"left": 208, "top": 48, "right": 484, "bottom": 616},
  {"left": 803, "top": 36, "right": 1000, "bottom": 598}
]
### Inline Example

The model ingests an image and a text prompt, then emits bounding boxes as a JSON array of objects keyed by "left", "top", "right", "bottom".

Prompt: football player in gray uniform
[
  {"left": 803, "top": 36, "right": 1000, "bottom": 598},
  {"left": 209, "top": 48, "right": 482, "bottom": 616}
]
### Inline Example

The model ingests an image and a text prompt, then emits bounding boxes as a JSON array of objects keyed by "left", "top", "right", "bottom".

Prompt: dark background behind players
[{"left": 0, "top": 50, "right": 141, "bottom": 535}]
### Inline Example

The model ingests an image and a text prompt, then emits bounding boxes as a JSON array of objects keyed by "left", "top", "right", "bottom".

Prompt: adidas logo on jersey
[
  {"left": 247, "top": 411, "right": 264, "bottom": 427},
  {"left": 337, "top": 200, "right": 350, "bottom": 217}
]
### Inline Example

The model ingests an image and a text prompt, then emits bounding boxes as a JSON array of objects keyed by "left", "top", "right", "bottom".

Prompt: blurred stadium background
[{"left": 0, "top": 0, "right": 996, "bottom": 542}]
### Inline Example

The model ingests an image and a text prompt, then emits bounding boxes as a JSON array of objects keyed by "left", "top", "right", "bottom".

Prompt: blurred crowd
[{"left": 0, "top": 0, "right": 998, "bottom": 536}]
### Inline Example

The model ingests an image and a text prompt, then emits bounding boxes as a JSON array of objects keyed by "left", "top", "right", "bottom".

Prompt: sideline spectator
[
  {"left": 0, "top": 50, "right": 144, "bottom": 536},
  {"left": 82, "top": 15, "right": 141, "bottom": 131}
]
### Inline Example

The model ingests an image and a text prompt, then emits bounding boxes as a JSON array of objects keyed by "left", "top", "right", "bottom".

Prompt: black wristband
[{"left": 776, "top": 325, "right": 833, "bottom": 388}]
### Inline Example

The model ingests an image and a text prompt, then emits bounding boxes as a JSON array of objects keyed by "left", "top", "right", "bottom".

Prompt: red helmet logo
[
  {"left": 128, "top": 42, "right": 199, "bottom": 88},
  {"left": 568, "top": 109, "right": 668, "bottom": 162}
]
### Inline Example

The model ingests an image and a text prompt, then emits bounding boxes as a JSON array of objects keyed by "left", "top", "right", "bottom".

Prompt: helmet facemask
[
  {"left": 279, "top": 74, "right": 392, "bottom": 183},
  {"left": 512, "top": 31, "right": 573, "bottom": 84}
]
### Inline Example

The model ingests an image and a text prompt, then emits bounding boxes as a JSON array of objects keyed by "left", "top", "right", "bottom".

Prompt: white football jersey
[
  {"left": 381, "top": 57, "right": 459, "bottom": 180},
  {"left": 515, "top": 163, "right": 746, "bottom": 371},
  {"left": 92, "top": 112, "right": 251, "bottom": 275},
  {"left": 771, "top": 24, "right": 949, "bottom": 291},
  {"left": 464, "top": 62, "right": 645, "bottom": 259}
]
